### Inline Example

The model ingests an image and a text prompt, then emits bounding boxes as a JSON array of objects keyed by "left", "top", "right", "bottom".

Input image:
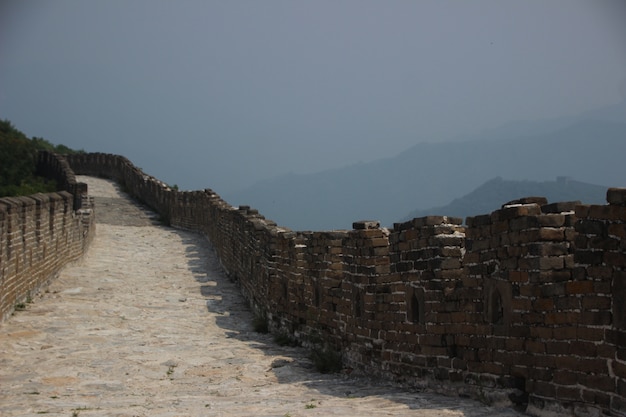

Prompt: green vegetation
[
  {"left": 0, "top": 119, "right": 82, "bottom": 197},
  {"left": 310, "top": 346, "right": 342, "bottom": 374},
  {"left": 252, "top": 314, "right": 269, "bottom": 333},
  {"left": 274, "top": 333, "right": 299, "bottom": 347},
  {"left": 166, "top": 364, "right": 176, "bottom": 378}
]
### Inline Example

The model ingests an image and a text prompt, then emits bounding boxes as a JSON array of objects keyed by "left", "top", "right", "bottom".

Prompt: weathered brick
[
  {"left": 604, "top": 251, "right": 626, "bottom": 267},
  {"left": 532, "top": 298, "right": 554, "bottom": 310},
  {"left": 574, "top": 250, "right": 604, "bottom": 265},
  {"left": 507, "top": 270, "right": 529, "bottom": 283},
  {"left": 539, "top": 227, "right": 565, "bottom": 241},
  {"left": 552, "top": 326, "right": 577, "bottom": 340},
  {"left": 553, "top": 369, "right": 581, "bottom": 385},
  {"left": 609, "top": 223, "right": 626, "bottom": 239},
  {"left": 525, "top": 340, "right": 546, "bottom": 354},
  {"left": 504, "top": 197, "right": 548, "bottom": 207},
  {"left": 576, "top": 326, "right": 605, "bottom": 342},
  {"left": 556, "top": 385, "right": 581, "bottom": 401},
  {"left": 579, "top": 374, "right": 615, "bottom": 392},
  {"left": 529, "top": 326, "right": 553, "bottom": 339},
  {"left": 575, "top": 204, "right": 590, "bottom": 218},
  {"left": 538, "top": 270, "right": 571, "bottom": 282},
  {"left": 613, "top": 361, "right": 626, "bottom": 379},
  {"left": 540, "top": 282, "right": 566, "bottom": 297},
  {"left": 575, "top": 219, "right": 607, "bottom": 236},
  {"left": 352, "top": 220, "right": 381, "bottom": 230},
  {"left": 510, "top": 216, "right": 540, "bottom": 231},
  {"left": 528, "top": 242, "right": 570, "bottom": 256},
  {"left": 537, "top": 214, "right": 565, "bottom": 227},
  {"left": 582, "top": 295, "right": 611, "bottom": 310},
  {"left": 569, "top": 340, "right": 598, "bottom": 357},
  {"left": 580, "top": 310, "right": 612, "bottom": 326},
  {"left": 566, "top": 280, "right": 594, "bottom": 295},
  {"left": 607, "top": 188, "right": 626, "bottom": 206},
  {"left": 581, "top": 389, "right": 612, "bottom": 410}
]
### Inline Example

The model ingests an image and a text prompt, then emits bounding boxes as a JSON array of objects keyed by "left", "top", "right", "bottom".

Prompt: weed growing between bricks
[
  {"left": 310, "top": 347, "right": 342, "bottom": 374},
  {"left": 252, "top": 314, "right": 269, "bottom": 334}
]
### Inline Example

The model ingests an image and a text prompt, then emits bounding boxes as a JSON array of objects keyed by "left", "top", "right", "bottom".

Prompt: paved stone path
[{"left": 0, "top": 177, "right": 526, "bottom": 417}]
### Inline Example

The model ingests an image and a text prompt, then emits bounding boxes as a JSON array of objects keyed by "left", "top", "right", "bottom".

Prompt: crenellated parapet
[
  {"left": 61, "top": 152, "right": 625, "bottom": 416},
  {"left": 36, "top": 151, "right": 88, "bottom": 209},
  {"left": 0, "top": 192, "right": 94, "bottom": 322},
  {"left": 0, "top": 151, "right": 95, "bottom": 321}
]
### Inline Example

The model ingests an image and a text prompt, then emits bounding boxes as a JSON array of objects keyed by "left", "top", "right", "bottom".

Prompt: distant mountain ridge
[
  {"left": 402, "top": 176, "right": 608, "bottom": 223},
  {"left": 223, "top": 101, "right": 626, "bottom": 231}
]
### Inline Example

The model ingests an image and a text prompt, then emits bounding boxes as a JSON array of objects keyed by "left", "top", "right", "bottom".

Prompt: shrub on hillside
[{"left": 0, "top": 119, "right": 81, "bottom": 197}]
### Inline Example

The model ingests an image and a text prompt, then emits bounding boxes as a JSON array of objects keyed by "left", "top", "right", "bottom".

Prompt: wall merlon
[{"left": 607, "top": 188, "right": 626, "bottom": 206}]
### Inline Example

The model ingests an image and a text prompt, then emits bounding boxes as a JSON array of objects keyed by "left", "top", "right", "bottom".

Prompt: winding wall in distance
[{"left": 65, "top": 152, "right": 626, "bottom": 417}]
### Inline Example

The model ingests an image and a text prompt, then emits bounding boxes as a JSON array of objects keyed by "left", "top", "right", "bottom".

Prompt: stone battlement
[
  {"left": 0, "top": 152, "right": 94, "bottom": 321},
  {"left": 23, "top": 152, "right": 626, "bottom": 415}
]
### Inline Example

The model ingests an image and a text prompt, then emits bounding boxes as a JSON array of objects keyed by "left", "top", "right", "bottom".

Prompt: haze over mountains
[
  {"left": 223, "top": 100, "right": 626, "bottom": 231},
  {"left": 403, "top": 177, "right": 608, "bottom": 222}
]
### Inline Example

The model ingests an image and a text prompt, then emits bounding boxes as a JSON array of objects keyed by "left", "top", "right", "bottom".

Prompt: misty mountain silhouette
[
  {"left": 401, "top": 176, "right": 607, "bottom": 223},
  {"left": 224, "top": 101, "right": 626, "bottom": 231}
]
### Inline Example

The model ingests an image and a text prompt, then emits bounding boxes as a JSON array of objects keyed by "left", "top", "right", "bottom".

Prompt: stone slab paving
[{"left": 0, "top": 177, "right": 526, "bottom": 417}]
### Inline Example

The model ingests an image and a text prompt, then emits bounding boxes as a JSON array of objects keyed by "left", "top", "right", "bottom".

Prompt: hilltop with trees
[{"left": 0, "top": 119, "right": 82, "bottom": 197}]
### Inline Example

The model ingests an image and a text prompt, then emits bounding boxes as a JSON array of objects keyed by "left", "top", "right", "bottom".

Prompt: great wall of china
[
  {"left": 0, "top": 152, "right": 94, "bottom": 321},
  {"left": 1, "top": 151, "right": 625, "bottom": 416}
]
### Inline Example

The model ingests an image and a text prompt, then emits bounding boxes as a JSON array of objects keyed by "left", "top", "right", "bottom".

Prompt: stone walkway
[{"left": 0, "top": 177, "right": 526, "bottom": 417}]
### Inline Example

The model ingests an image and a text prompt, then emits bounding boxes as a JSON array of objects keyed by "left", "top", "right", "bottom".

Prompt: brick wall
[
  {"left": 65, "top": 153, "right": 626, "bottom": 416},
  {"left": 0, "top": 153, "right": 95, "bottom": 321},
  {"left": 36, "top": 151, "right": 88, "bottom": 209}
]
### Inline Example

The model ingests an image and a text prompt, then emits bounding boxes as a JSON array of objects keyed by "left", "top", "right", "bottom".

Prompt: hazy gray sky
[{"left": 1, "top": 1, "right": 625, "bottom": 192}]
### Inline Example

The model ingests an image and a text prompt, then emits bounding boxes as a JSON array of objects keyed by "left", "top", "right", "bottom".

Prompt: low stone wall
[
  {"left": 36, "top": 151, "right": 88, "bottom": 209},
  {"left": 65, "top": 152, "right": 626, "bottom": 416},
  {"left": 0, "top": 152, "right": 95, "bottom": 322}
]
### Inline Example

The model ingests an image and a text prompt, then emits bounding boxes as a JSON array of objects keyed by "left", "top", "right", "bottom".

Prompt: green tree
[
  {"left": 31, "top": 136, "right": 83, "bottom": 154},
  {"left": 0, "top": 119, "right": 80, "bottom": 197}
]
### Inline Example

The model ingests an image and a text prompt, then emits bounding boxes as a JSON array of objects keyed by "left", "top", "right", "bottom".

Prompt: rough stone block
[
  {"left": 538, "top": 213, "right": 567, "bottom": 227},
  {"left": 566, "top": 280, "right": 594, "bottom": 295},
  {"left": 352, "top": 220, "right": 380, "bottom": 230},
  {"left": 553, "top": 369, "right": 581, "bottom": 385},
  {"left": 607, "top": 188, "right": 626, "bottom": 206},
  {"left": 609, "top": 223, "right": 626, "bottom": 239},
  {"left": 590, "top": 204, "right": 626, "bottom": 221},
  {"left": 574, "top": 250, "right": 604, "bottom": 266},
  {"left": 503, "top": 197, "right": 548, "bottom": 207},
  {"left": 604, "top": 251, "right": 626, "bottom": 267},
  {"left": 510, "top": 216, "right": 540, "bottom": 231},
  {"left": 539, "top": 227, "right": 565, "bottom": 241},
  {"left": 466, "top": 214, "right": 491, "bottom": 228}
]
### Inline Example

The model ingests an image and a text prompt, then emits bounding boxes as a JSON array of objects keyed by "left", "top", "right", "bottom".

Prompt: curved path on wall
[{"left": 0, "top": 177, "right": 525, "bottom": 417}]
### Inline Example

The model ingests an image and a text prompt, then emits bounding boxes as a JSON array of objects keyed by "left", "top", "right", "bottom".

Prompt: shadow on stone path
[{"left": 0, "top": 177, "right": 526, "bottom": 417}]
